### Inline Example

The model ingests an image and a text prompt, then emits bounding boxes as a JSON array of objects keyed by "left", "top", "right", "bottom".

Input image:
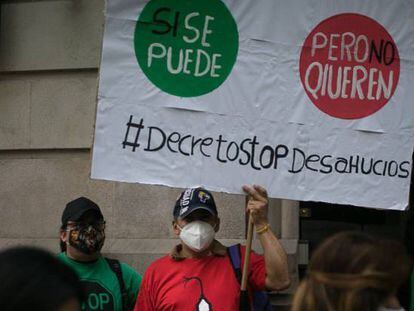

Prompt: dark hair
[
  {"left": 0, "top": 246, "right": 84, "bottom": 311},
  {"left": 291, "top": 231, "right": 411, "bottom": 311},
  {"left": 404, "top": 208, "right": 414, "bottom": 257}
]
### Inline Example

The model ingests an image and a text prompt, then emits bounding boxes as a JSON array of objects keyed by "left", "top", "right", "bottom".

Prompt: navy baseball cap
[
  {"left": 61, "top": 197, "right": 103, "bottom": 225},
  {"left": 174, "top": 188, "right": 218, "bottom": 219}
]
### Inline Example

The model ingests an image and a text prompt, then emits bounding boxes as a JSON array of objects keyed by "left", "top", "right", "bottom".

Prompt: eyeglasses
[{"left": 66, "top": 221, "right": 106, "bottom": 231}]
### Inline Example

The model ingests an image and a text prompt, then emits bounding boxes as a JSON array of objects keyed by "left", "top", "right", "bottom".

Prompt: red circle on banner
[{"left": 299, "top": 13, "right": 400, "bottom": 119}]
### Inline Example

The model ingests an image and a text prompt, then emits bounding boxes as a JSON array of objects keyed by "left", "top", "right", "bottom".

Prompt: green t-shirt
[{"left": 58, "top": 252, "right": 142, "bottom": 311}]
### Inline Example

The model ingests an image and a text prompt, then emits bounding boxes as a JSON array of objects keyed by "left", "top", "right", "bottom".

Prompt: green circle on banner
[{"left": 134, "top": 0, "right": 239, "bottom": 97}]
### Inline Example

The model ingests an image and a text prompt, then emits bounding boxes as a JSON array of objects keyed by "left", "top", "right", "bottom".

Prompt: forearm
[
  {"left": 241, "top": 185, "right": 290, "bottom": 291},
  {"left": 257, "top": 227, "right": 290, "bottom": 291}
]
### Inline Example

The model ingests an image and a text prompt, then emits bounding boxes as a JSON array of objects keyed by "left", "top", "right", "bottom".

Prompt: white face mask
[{"left": 178, "top": 221, "right": 216, "bottom": 252}]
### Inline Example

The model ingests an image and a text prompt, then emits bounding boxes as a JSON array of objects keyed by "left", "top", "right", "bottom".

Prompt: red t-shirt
[{"left": 134, "top": 246, "right": 266, "bottom": 311}]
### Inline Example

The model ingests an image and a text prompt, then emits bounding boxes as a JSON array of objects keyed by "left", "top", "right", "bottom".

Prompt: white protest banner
[{"left": 92, "top": 0, "right": 414, "bottom": 210}]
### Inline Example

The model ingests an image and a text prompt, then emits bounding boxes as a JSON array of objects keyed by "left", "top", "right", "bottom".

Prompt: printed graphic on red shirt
[
  {"left": 183, "top": 277, "right": 212, "bottom": 311},
  {"left": 300, "top": 13, "right": 400, "bottom": 119}
]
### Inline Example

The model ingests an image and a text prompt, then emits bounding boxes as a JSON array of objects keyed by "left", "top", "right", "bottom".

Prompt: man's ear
[
  {"left": 60, "top": 229, "right": 67, "bottom": 243},
  {"left": 214, "top": 217, "right": 220, "bottom": 233},
  {"left": 172, "top": 220, "right": 181, "bottom": 236}
]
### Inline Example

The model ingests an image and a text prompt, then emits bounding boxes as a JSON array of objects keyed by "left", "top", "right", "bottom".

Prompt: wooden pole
[{"left": 241, "top": 212, "right": 254, "bottom": 291}]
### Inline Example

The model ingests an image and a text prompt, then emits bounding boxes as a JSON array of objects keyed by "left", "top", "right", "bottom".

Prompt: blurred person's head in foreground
[
  {"left": 0, "top": 246, "right": 83, "bottom": 311},
  {"left": 291, "top": 231, "right": 411, "bottom": 311}
]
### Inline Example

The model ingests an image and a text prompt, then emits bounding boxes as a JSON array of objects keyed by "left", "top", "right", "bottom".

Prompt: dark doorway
[{"left": 299, "top": 201, "right": 407, "bottom": 255}]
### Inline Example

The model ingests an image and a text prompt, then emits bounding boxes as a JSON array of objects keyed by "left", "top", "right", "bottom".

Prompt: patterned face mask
[{"left": 67, "top": 222, "right": 105, "bottom": 254}]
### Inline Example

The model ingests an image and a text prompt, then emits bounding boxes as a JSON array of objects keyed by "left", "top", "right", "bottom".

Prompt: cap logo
[
  {"left": 198, "top": 191, "right": 210, "bottom": 203},
  {"left": 180, "top": 188, "right": 194, "bottom": 216}
]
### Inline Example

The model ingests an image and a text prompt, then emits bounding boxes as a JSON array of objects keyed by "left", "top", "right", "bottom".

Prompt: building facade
[{"left": 0, "top": 0, "right": 300, "bottom": 307}]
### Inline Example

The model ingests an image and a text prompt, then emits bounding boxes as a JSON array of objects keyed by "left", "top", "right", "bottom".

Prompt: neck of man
[
  {"left": 180, "top": 242, "right": 213, "bottom": 259},
  {"left": 66, "top": 245, "right": 100, "bottom": 262}
]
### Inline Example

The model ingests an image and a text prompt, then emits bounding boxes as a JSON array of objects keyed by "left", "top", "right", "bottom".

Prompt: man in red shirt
[{"left": 135, "top": 185, "right": 290, "bottom": 311}]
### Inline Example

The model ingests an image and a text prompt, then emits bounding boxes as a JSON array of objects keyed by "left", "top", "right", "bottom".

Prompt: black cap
[
  {"left": 61, "top": 197, "right": 103, "bottom": 225},
  {"left": 174, "top": 188, "right": 217, "bottom": 219}
]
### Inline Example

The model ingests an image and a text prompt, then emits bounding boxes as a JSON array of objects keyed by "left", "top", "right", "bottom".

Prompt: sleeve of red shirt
[
  {"left": 240, "top": 245, "right": 266, "bottom": 291},
  {"left": 134, "top": 268, "right": 155, "bottom": 311}
]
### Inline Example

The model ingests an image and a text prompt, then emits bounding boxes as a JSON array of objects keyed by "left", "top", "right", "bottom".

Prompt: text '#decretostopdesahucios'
[{"left": 122, "top": 115, "right": 410, "bottom": 178}]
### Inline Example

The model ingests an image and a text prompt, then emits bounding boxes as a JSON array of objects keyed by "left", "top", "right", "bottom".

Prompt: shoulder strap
[
  {"left": 229, "top": 245, "right": 273, "bottom": 311},
  {"left": 228, "top": 245, "right": 253, "bottom": 309},
  {"left": 227, "top": 244, "right": 242, "bottom": 283},
  {"left": 105, "top": 258, "right": 128, "bottom": 311}
]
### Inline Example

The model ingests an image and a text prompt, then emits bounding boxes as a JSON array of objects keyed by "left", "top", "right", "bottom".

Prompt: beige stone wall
[{"left": 0, "top": 3, "right": 298, "bottom": 299}]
